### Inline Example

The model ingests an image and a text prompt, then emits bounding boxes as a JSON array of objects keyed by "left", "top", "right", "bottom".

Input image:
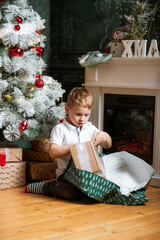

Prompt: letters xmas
[{"left": 121, "top": 39, "right": 160, "bottom": 58}]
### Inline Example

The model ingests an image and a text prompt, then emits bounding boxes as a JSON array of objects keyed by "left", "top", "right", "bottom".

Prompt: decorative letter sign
[
  {"left": 134, "top": 40, "right": 147, "bottom": 58},
  {"left": 147, "top": 40, "right": 159, "bottom": 58},
  {"left": 121, "top": 39, "right": 159, "bottom": 58},
  {"left": 121, "top": 40, "right": 134, "bottom": 58}
]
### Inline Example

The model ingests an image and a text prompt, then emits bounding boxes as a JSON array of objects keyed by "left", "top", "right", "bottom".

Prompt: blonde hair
[{"left": 67, "top": 87, "right": 93, "bottom": 109}]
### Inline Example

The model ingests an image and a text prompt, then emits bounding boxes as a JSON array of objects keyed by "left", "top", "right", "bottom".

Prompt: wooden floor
[{"left": 0, "top": 186, "right": 159, "bottom": 240}]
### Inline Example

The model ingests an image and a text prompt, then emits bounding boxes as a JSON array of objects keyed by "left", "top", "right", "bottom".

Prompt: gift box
[
  {"left": 23, "top": 149, "right": 51, "bottom": 162},
  {"left": 70, "top": 138, "right": 103, "bottom": 174},
  {"left": 0, "top": 162, "right": 26, "bottom": 190},
  {"left": 0, "top": 153, "right": 6, "bottom": 166},
  {"left": 0, "top": 148, "right": 22, "bottom": 163},
  {"left": 31, "top": 138, "right": 50, "bottom": 152},
  {"left": 26, "top": 161, "right": 57, "bottom": 181}
]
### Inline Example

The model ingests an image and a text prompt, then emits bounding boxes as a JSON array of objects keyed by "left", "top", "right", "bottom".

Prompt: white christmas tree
[{"left": 0, "top": 0, "right": 65, "bottom": 142}]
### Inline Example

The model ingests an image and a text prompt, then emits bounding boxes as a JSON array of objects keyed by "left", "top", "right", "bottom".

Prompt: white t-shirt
[{"left": 50, "top": 119, "right": 99, "bottom": 177}]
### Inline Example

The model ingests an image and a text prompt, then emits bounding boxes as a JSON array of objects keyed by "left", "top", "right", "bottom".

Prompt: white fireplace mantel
[{"left": 84, "top": 57, "right": 160, "bottom": 187}]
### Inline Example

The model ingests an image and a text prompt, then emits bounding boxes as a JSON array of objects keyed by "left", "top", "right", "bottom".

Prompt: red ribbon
[{"left": 0, "top": 154, "right": 6, "bottom": 166}]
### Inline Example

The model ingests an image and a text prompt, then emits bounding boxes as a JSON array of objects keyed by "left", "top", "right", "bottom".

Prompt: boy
[{"left": 25, "top": 87, "right": 112, "bottom": 200}]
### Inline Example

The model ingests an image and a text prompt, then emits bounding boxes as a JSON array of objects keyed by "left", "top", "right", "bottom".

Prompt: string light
[
  {"left": 17, "top": 97, "right": 22, "bottom": 102},
  {"left": 29, "top": 86, "right": 35, "bottom": 91},
  {"left": 13, "top": 73, "right": 17, "bottom": 79},
  {"left": 6, "top": 95, "right": 11, "bottom": 99}
]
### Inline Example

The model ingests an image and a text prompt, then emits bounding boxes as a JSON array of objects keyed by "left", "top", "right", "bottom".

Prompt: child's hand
[
  {"left": 94, "top": 131, "right": 106, "bottom": 146},
  {"left": 94, "top": 131, "right": 112, "bottom": 149}
]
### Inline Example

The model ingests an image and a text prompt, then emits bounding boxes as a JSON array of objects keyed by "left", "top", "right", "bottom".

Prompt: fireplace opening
[{"left": 103, "top": 94, "right": 155, "bottom": 165}]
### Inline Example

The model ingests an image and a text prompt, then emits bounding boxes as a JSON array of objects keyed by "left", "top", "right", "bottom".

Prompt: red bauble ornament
[
  {"left": 36, "top": 73, "right": 43, "bottom": 79},
  {"left": 0, "top": 0, "right": 4, "bottom": 2},
  {"left": 19, "top": 121, "right": 28, "bottom": 131},
  {"left": 14, "top": 24, "right": 20, "bottom": 31},
  {"left": 15, "top": 16, "right": 23, "bottom": 24},
  {"left": 36, "top": 47, "right": 44, "bottom": 56},
  {"left": 9, "top": 47, "right": 24, "bottom": 57},
  {"left": 16, "top": 48, "right": 24, "bottom": 57},
  {"left": 9, "top": 46, "right": 17, "bottom": 57},
  {"left": 35, "top": 78, "right": 44, "bottom": 88},
  {"left": 60, "top": 119, "right": 64, "bottom": 123},
  {"left": 35, "top": 30, "right": 41, "bottom": 35}
]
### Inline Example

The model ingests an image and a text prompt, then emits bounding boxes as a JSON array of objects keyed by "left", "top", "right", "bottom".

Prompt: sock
[{"left": 25, "top": 181, "right": 47, "bottom": 194}]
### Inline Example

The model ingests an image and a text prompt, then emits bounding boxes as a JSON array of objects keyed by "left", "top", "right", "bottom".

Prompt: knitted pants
[{"left": 43, "top": 174, "right": 86, "bottom": 200}]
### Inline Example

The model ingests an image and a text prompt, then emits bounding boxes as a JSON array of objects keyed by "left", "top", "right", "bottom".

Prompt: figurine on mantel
[{"left": 105, "top": 26, "right": 129, "bottom": 57}]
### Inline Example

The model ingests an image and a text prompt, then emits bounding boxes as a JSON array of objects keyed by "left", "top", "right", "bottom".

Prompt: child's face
[{"left": 65, "top": 104, "right": 91, "bottom": 128}]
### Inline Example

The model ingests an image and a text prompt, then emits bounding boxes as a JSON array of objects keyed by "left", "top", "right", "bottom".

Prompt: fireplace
[
  {"left": 103, "top": 93, "right": 155, "bottom": 165},
  {"left": 84, "top": 57, "right": 160, "bottom": 187}
]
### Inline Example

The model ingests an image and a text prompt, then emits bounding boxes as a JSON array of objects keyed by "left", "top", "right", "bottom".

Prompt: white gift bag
[{"left": 101, "top": 151, "right": 155, "bottom": 196}]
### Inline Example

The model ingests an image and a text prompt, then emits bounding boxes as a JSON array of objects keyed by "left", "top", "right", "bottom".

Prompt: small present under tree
[{"left": 0, "top": 0, "right": 65, "bottom": 142}]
